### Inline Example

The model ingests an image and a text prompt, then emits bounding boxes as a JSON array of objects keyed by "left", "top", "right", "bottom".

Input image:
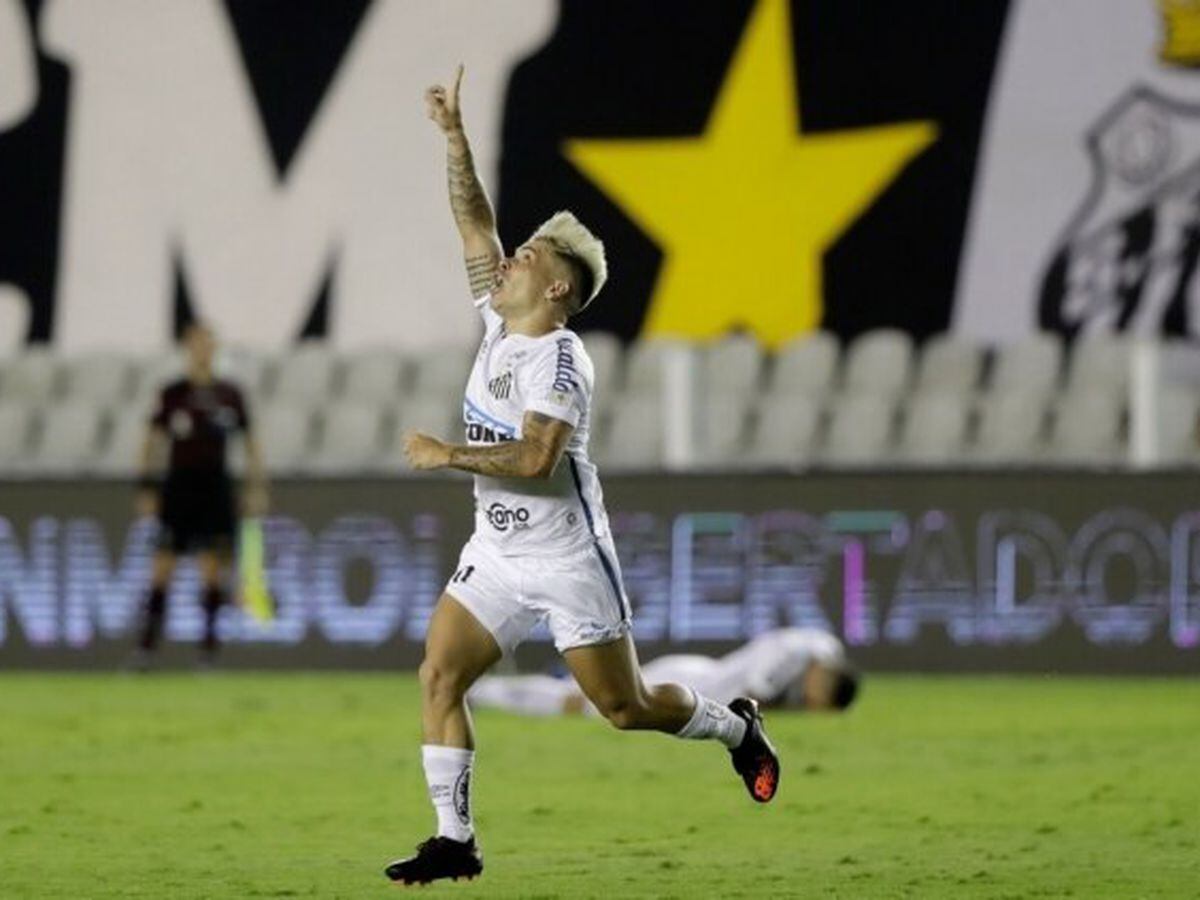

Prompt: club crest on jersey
[
  {"left": 488, "top": 370, "right": 513, "bottom": 400},
  {"left": 1039, "top": 86, "right": 1200, "bottom": 337}
]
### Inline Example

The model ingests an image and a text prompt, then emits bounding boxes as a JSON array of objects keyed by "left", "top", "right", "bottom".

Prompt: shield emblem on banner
[{"left": 1039, "top": 86, "right": 1200, "bottom": 338}]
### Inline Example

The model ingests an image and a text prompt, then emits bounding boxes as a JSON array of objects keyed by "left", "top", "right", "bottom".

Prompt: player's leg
[
  {"left": 195, "top": 547, "right": 231, "bottom": 664},
  {"left": 134, "top": 549, "right": 176, "bottom": 658},
  {"left": 563, "top": 634, "right": 733, "bottom": 736},
  {"left": 420, "top": 593, "right": 502, "bottom": 748},
  {"left": 564, "top": 635, "right": 781, "bottom": 802}
]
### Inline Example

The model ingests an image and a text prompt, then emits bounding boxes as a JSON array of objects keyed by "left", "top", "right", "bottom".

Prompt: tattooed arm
[
  {"left": 404, "top": 412, "right": 573, "bottom": 479},
  {"left": 424, "top": 64, "right": 503, "bottom": 299}
]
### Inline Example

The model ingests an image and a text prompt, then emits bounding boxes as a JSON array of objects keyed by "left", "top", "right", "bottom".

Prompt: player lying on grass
[
  {"left": 470, "top": 627, "right": 861, "bottom": 717},
  {"left": 384, "top": 65, "right": 781, "bottom": 887}
]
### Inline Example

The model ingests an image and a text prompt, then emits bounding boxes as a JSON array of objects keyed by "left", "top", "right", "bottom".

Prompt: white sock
[
  {"left": 469, "top": 675, "right": 575, "bottom": 716},
  {"left": 422, "top": 745, "right": 474, "bottom": 842},
  {"left": 676, "top": 690, "right": 747, "bottom": 749}
]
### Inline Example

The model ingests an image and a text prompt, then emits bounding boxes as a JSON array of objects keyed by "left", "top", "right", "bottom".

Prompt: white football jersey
[
  {"left": 461, "top": 294, "right": 610, "bottom": 556},
  {"left": 642, "top": 628, "right": 846, "bottom": 704}
]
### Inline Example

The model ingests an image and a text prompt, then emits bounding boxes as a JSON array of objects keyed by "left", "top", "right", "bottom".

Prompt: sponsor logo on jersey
[
  {"left": 466, "top": 423, "right": 516, "bottom": 444},
  {"left": 485, "top": 502, "right": 531, "bottom": 532},
  {"left": 551, "top": 337, "right": 578, "bottom": 393},
  {"left": 487, "top": 370, "right": 513, "bottom": 400}
]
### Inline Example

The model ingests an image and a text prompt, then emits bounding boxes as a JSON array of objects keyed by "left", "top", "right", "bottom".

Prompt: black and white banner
[{"left": 6, "top": 1, "right": 1197, "bottom": 353}]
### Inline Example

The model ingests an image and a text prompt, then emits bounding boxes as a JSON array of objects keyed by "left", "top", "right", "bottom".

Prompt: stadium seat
[
  {"left": 915, "top": 334, "right": 984, "bottom": 396},
  {"left": 1046, "top": 389, "right": 1124, "bottom": 466},
  {"left": 896, "top": 393, "right": 972, "bottom": 465},
  {"left": 1065, "top": 334, "right": 1133, "bottom": 396},
  {"left": 411, "top": 344, "right": 476, "bottom": 404},
  {"left": 255, "top": 404, "right": 315, "bottom": 473},
  {"left": 132, "top": 351, "right": 186, "bottom": 404},
  {"left": 745, "top": 394, "right": 822, "bottom": 468},
  {"left": 0, "top": 402, "right": 33, "bottom": 470},
  {"left": 594, "top": 394, "right": 662, "bottom": 470},
  {"left": 841, "top": 329, "right": 913, "bottom": 398},
  {"left": 341, "top": 349, "right": 407, "bottom": 403},
  {"left": 308, "top": 403, "right": 388, "bottom": 473},
  {"left": 990, "top": 333, "right": 1063, "bottom": 394},
  {"left": 623, "top": 338, "right": 687, "bottom": 395},
  {"left": 219, "top": 346, "right": 273, "bottom": 399},
  {"left": 0, "top": 347, "right": 59, "bottom": 403},
  {"left": 819, "top": 393, "right": 896, "bottom": 466},
  {"left": 1155, "top": 389, "right": 1200, "bottom": 465},
  {"left": 581, "top": 331, "right": 623, "bottom": 397},
  {"left": 94, "top": 408, "right": 149, "bottom": 476},
  {"left": 26, "top": 404, "right": 106, "bottom": 473},
  {"left": 60, "top": 352, "right": 133, "bottom": 405},
  {"left": 701, "top": 334, "right": 763, "bottom": 396},
  {"left": 696, "top": 393, "right": 753, "bottom": 466},
  {"left": 767, "top": 332, "right": 838, "bottom": 398},
  {"left": 970, "top": 388, "right": 1051, "bottom": 465},
  {"left": 269, "top": 343, "right": 340, "bottom": 403}
]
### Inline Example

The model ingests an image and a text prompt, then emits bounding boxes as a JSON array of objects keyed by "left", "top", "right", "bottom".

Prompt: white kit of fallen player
[
  {"left": 470, "top": 628, "right": 861, "bottom": 717},
  {"left": 383, "top": 65, "right": 782, "bottom": 887}
]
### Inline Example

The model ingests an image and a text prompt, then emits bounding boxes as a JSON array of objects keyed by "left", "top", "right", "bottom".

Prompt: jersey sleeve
[
  {"left": 522, "top": 336, "right": 590, "bottom": 428},
  {"left": 473, "top": 293, "right": 503, "bottom": 330}
]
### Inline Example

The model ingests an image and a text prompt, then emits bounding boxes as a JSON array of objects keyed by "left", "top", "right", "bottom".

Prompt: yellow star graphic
[{"left": 564, "top": 0, "right": 937, "bottom": 347}]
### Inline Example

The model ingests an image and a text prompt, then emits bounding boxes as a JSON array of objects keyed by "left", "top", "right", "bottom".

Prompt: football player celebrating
[{"left": 384, "top": 66, "right": 781, "bottom": 886}]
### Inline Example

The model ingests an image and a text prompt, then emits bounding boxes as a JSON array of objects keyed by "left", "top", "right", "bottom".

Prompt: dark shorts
[{"left": 158, "top": 473, "right": 236, "bottom": 555}]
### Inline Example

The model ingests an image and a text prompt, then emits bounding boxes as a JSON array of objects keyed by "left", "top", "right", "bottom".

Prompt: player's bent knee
[{"left": 418, "top": 658, "right": 470, "bottom": 707}]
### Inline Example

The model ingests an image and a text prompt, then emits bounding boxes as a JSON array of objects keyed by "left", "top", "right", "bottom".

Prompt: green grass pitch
[{"left": 1, "top": 673, "right": 1196, "bottom": 898}]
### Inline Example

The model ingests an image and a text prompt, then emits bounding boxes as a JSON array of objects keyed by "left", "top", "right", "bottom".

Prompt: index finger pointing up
[{"left": 451, "top": 63, "right": 464, "bottom": 101}]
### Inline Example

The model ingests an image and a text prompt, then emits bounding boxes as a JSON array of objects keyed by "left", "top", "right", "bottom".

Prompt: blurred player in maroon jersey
[{"left": 130, "top": 322, "right": 268, "bottom": 669}]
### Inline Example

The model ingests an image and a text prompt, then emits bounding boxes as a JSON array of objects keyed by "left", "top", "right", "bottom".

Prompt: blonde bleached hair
[{"left": 531, "top": 211, "right": 608, "bottom": 310}]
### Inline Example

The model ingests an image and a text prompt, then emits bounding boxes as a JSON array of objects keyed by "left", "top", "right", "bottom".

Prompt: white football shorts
[{"left": 444, "top": 534, "right": 631, "bottom": 654}]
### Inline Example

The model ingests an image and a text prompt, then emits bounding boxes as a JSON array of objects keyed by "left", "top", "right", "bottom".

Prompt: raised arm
[
  {"left": 404, "top": 412, "right": 573, "bottom": 480},
  {"left": 425, "top": 64, "right": 503, "bottom": 299}
]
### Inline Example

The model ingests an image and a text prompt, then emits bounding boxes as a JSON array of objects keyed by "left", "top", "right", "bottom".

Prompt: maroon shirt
[{"left": 150, "top": 378, "right": 250, "bottom": 476}]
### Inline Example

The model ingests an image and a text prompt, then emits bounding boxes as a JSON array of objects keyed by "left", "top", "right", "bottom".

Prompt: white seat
[
  {"left": 256, "top": 404, "right": 315, "bottom": 473},
  {"left": 341, "top": 349, "right": 406, "bottom": 403},
  {"left": 0, "top": 403, "right": 34, "bottom": 469},
  {"left": 309, "top": 403, "right": 387, "bottom": 473},
  {"left": 132, "top": 352, "right": 186, "bottom": 405},
  {"left": 702, "top": 334, "right": 763, "bottom": 396},
  {"left": 842, "top": 329, "right": 913, "bottom": 398},
  {"left": 746, "top": 394, "right": 822, "bottom": 468},
  {"left": 94, "top": 408, "right": 152, "bottom": 476},
  {"left": 1065, "top": 335, "right": 1133, "bottom": 396},
  {"left": 269, "top": 343, "right": 339, "bottom": 403},
  {"left": 623, "top": 338, "right": 687, "bottom": 395},
  {"left": 581, "top": 331, "right": 623, "bottom": 397},
  {"left": 0, "top": 349, "right": 59, "bottom": 403},
  {"left": 411, "top": 345, "right": 475, "bottom": 404},
  {"left": 696, "top": 394, "right": 752, "bottom": 466},
  {"left": 819, "top": 393, "right": 896, "bottom": 466},
  {"left": 1157, "top": 389, "right": 1200, "bottom": 466},
  {"left": 990, "top": 334, "right": 1063, "bottom": 394},
  {"left": 1046, "top": 390, "right": 1124, "bottom": 466},
  {"left": 970, "top": 389, "right": 1051, "bottom": 465},
  {"left": 28, "top": 404, "right": 106, "bottom": 473},
  {"left": 594, "top": 395, "right": 662, "bottom": 470},
  {"left": 897, "top": 393, "right": 972, "bottom": 464},
  {"left": 768, "top": 332, "right": 838, "bottom": 397},
  {"left": 61, "top": 352, "right": 133, "bottom": 405},
  {"left": 915, "top": 334, "right": 984, "bottom": 396},
  {"left": 218, "top": 346, "right": 272, "bottom": 401}
]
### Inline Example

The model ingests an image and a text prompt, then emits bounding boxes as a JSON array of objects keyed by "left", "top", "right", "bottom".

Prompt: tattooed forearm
[
  {"left": 447, "top": 134, "right": 496, "bottom": 235},
  {"left": 447, "top": 440, "right": 541, "bottom": 478},
  {"left": 465, "top": 253, "right": 497, "bottom": 300}
]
